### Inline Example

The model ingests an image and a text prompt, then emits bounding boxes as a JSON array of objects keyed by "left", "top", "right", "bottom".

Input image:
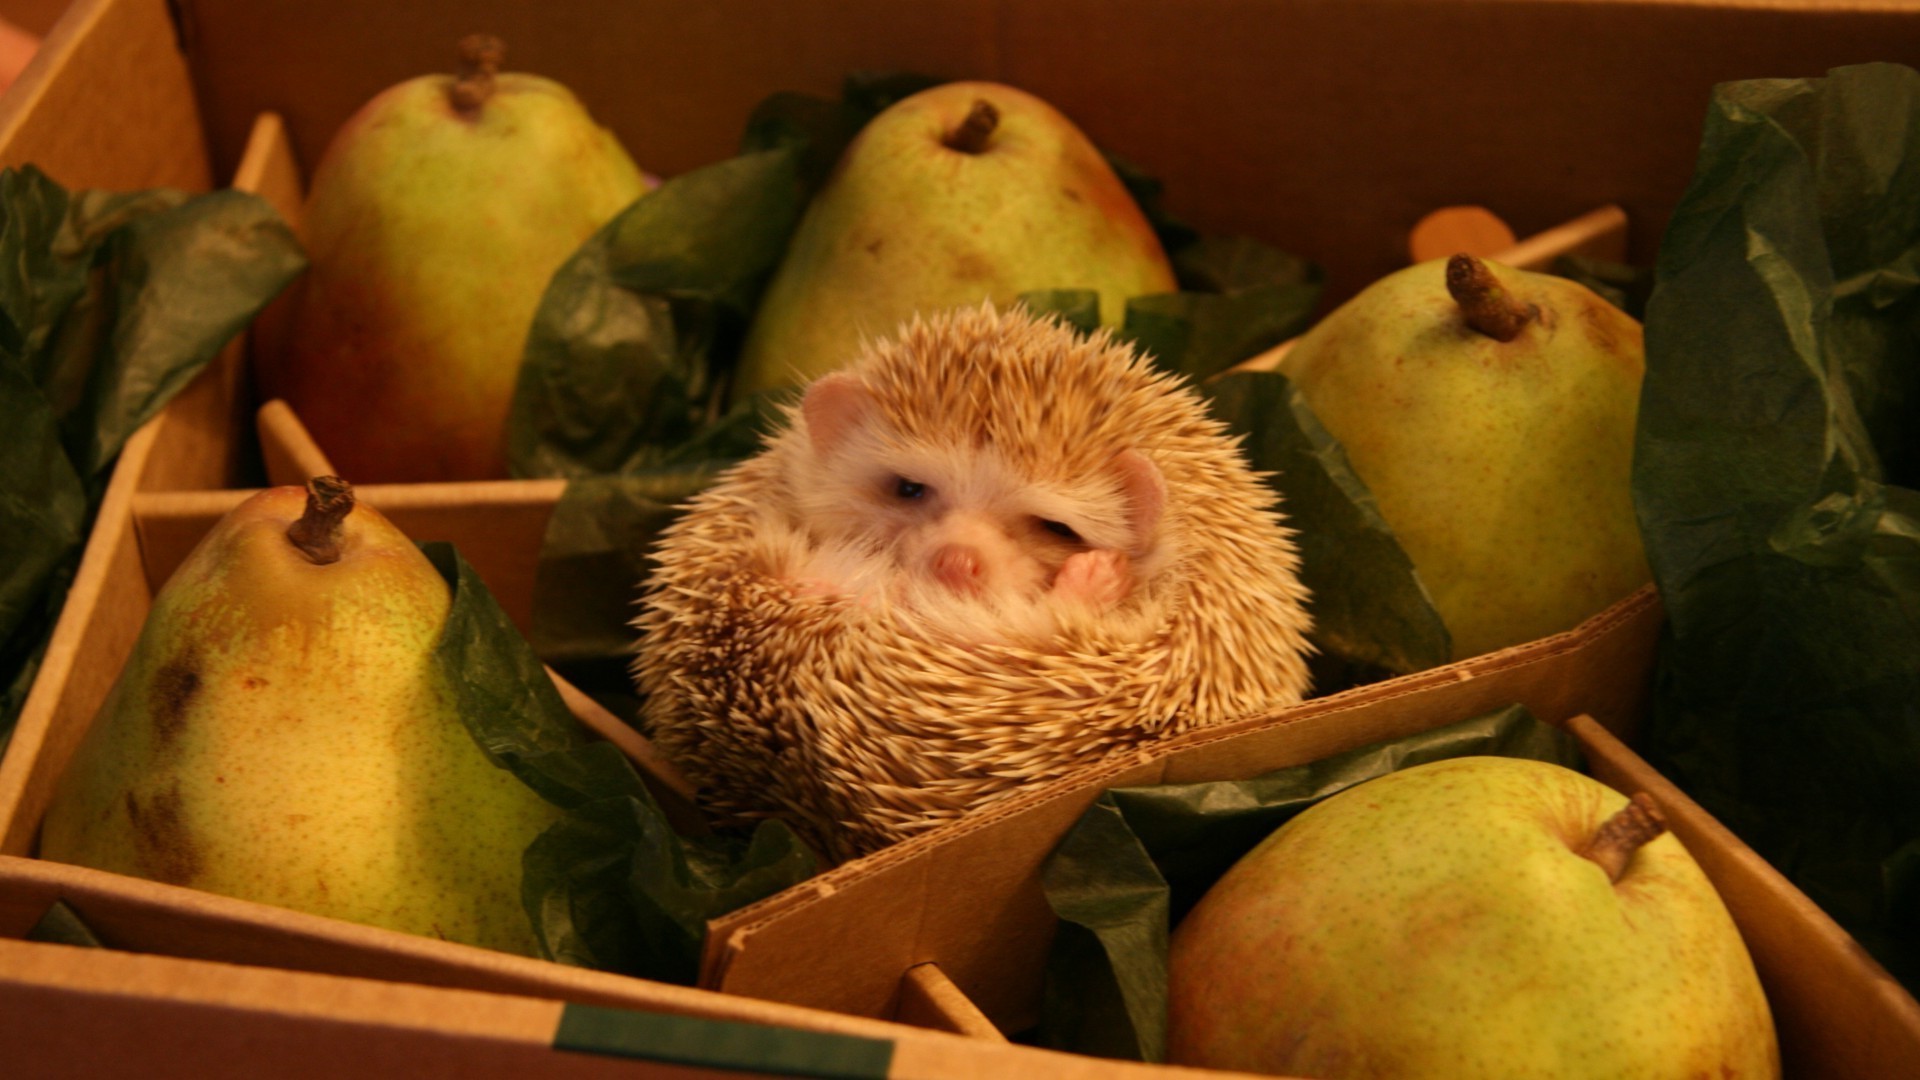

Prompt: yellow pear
[
  {"left": 731, "top": 80, "right": 1177, "bottom": 398},
  {"left": 260, "top": 35, "right": 652, "bottom": 482},
  {"left": 39, "top": 478, "right": 564, "bottom": 955},
  {"left": 1279, "top": 254, "right": 1651, "bottom": 660},
  {"left": 1168, "top": 756, "right": 1779, "bottom": 1078}
]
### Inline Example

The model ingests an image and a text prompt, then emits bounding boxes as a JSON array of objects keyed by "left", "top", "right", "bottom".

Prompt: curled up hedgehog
[{"left": 632, "top": 303, "right": 1314, "bottom": 862}]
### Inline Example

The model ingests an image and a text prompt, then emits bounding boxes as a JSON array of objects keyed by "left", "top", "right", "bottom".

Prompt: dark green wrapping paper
[
  {"left": 1634, "top": 61, "right": 1920, "bottom": 991},
  {"left": 0, "top": 168, "right": 306, "bottom": 750}
]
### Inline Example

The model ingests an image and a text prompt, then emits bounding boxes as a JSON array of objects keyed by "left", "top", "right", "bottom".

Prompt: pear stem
[
  {"left": 1580, "top": 792, "right": 1669, "bottom": 883},
  {"left": 1446, "top": 253, "right": 1536, "bottom": 342},
  {"left": 944, "top": 100, "right": 999, "bottom": 154},
  {"left": 287, "top": 476, "right": 355, "bottom": 566},
  {"left": 450, "top": 33, "right": 505, "bottom": 115}
]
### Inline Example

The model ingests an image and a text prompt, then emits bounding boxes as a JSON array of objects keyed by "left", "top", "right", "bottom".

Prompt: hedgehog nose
[{"left": 929, "top": 544, "right": 985, "bottom": 594}]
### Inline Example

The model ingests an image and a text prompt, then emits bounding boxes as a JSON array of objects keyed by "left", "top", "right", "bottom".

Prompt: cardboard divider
[
  {"left": 895, "top": 964, "right": 1007, "bottom": 1042},
  {"left": 1492, "top": 204, "right": 1631, "bottom": 272},
  {"left": 256, "top": 399, "right": 337, "bottom": 488},
  {"left": 0, "top": 937, "right": 1275, "bottom": 1079}
]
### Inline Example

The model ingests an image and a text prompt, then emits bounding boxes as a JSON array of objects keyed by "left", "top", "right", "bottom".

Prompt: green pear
[
  {"left": 731, "top": 80, "right": 1178, "bottom": 399},
  {"left": 39, "top": 477, "right": 565, "bottom": 956},
  {"left": 259, "top": 35, "right": 652, "bottom": 483},
  {"left": 1279, "top": 254, "right": 1651, "bottom": 661},
  {"left": 1167, "top": 755, "right": 1779, "bottom": 1079}
]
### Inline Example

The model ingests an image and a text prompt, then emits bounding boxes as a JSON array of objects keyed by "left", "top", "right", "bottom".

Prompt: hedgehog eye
[
  {"left": 1039, "top": 519, "right": 1083, "bottom": 543},
  {"left": 894, "top": 477, "right": 928, "bottom": 500}
]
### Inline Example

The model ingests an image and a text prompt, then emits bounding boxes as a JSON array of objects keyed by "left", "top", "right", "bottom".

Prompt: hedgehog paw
[{"left": 1053, "top": 549, "right": 1132, "bottom": 609}]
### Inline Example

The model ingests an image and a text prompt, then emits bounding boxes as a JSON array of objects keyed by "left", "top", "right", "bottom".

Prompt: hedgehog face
[{"left": 791, "top": 370, "right": 1154, "bottom": 603}]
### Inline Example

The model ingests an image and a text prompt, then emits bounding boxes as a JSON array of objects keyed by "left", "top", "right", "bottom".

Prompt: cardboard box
[{"left": 6, "top": 0, "right": 1920, "bottom": 1075}]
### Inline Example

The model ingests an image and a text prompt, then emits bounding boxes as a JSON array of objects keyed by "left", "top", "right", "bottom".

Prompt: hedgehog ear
[
  {"left": 801, "top": 373, "right": 876, "bottom": 457},
  {"left": 1112, "top": 449, "right": 1165, "bottom": 554}
]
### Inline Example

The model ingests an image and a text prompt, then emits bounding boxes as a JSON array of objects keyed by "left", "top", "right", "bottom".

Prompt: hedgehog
[{"left": 632, "top": 303, "right": 1314, "bottom": 862}]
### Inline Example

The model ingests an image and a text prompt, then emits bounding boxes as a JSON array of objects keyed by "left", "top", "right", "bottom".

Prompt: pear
[
  {"left": 1278, "top": 254, "right": 1651, "bottom": 661},
  {"left": 731, "top": 80, "right": 1178, "bottom": 399},
  {"left": 260, "top": 35, "right": 652, "bottom": 483},
  {"left": 1167, "top": 756, "right": 1778, "bottom": 1078},
  {"left": 39, "top": 477, "right": 565, "bottom": 956}
]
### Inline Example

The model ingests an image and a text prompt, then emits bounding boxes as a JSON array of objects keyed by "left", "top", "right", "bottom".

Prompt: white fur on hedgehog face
[{"left": 780, "top": 372, "right": 1165, "bottom": 626}]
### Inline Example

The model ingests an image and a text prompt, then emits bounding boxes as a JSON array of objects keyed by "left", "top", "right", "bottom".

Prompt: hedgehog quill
[{"left": 634, "top": 304, "right": 1314, "bottom": 861}]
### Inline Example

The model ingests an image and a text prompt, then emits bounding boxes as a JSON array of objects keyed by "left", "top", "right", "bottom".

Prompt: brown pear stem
[
  {"left": 286, "top": 476, "right": 354, "bottom": 566},
  {"left": 450, "top": 33, "right": 505, "bottom": 115},
  {"left": 944, "top": 100, "right": 1000, "bottom": 154},
  {"left": 1580, "top": 792, "right": 1669, "bottom": 883},
  {"left": 1446, "top": 253, "right": 1536, "bottom": 342}
]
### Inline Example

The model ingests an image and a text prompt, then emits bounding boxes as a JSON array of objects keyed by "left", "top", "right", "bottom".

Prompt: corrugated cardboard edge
[{"left": 703, "top": 586, "right": 1665, "bottom": 1024}]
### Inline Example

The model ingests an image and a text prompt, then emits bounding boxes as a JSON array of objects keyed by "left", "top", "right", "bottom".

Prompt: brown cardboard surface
[
  {"left": 0, "top": 0, "right": 77, "bottom": 37},
  {"left": 167, "top": 0, "right": 1920, "bottom": 312},
  {"left": 1163, "top": 584, "right": 1664, "bottom": 782},
  {"left": 707, "top": 586, "right": 1666, "bottom": 1032},
  {"left": 0, "top": 0, "right": 208, "bottom": 193}
]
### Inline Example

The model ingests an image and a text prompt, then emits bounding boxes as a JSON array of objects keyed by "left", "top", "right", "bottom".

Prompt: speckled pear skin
[
  {"left": 1166, "top": 756, "right": 1779, "bottom": 1079},
  {"left": 1278, "top": 257, "right": 1650, "bottom": 661},
  {"left": 38, "top": 485, "right": 564, "bottom": 956}
]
